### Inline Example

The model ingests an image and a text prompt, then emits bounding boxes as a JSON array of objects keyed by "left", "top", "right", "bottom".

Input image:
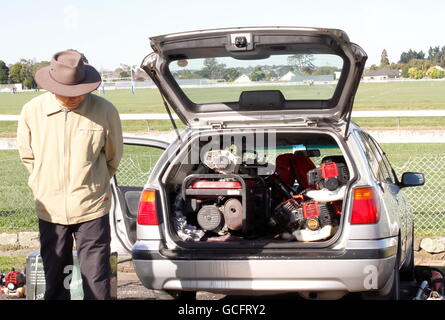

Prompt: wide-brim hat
[{"left": 35, "top": 50, "right": 102, "bottom": 97}]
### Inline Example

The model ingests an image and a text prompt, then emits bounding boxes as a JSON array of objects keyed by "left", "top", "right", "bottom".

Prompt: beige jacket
[{"left": 17, "top": 92, "right": 123, "bottom": 225}]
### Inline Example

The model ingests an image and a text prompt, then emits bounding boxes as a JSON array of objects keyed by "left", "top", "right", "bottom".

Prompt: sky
[{"left": 1, "top": 0, "right": 444, "bottom": 71}]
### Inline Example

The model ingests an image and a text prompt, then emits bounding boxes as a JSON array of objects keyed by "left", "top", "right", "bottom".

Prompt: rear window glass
[{"left": 169, "top": 54, "right": 344, "bottom": 104}]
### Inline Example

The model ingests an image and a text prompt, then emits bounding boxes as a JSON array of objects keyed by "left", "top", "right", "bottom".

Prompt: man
[{"left": 17, "top": 50, "right": 123, "bottom": 300}]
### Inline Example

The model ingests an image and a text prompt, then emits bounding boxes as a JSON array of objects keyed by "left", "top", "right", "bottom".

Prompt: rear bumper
[{"left": 132, "top": 238, "right": 397, "bottom": 295}]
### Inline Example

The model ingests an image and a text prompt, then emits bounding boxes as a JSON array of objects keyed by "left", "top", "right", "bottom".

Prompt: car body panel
[{"left": 133, "top": 237, "right": 397, "bottom": 295}]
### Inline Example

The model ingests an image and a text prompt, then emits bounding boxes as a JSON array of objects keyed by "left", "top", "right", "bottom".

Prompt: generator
[
  {"left": 181, "top": 174, "right": 271, "bottom": 235},
  {"left": 26, "top": 251, "right": 117, "bottom": 300}
]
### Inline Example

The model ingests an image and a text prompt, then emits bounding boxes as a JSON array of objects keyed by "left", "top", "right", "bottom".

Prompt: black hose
[{"left": 117, "top": 258, "right": 132, "bottom": 264}]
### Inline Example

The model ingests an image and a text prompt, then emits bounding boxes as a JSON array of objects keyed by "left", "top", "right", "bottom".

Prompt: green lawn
[
  {"left": 1, "top": 81, "right": 444, "bottom": 135},
  {"left": 0, "top": 88, "right": 166, "bottom": 114},
  {"left": 381, "top": 143, "right": 445, "bottom": 237},
  {"left": 0, "top": 255, "right": 26, "bottom": 273},
  {"left": 1, "top": 81, "right": 445, "bottom": 114},
  {"left": 381, "top": 143, "right": 445, "bottom": 162},
  {"left": 0, "top": 145, "right": 166, "bottom": 232},
  {"left": 354, "top": 81, "right": 445, "bottom": 110},
  {"left": 0, "top": 150, "right": 37, "bottom": 231}
]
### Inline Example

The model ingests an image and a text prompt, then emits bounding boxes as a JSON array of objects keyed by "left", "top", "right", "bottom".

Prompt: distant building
[
  {"left": 100, "top": 70, "right": 117, "bottom": 80},
  {"left": 0, "top": 83, "right": 22, "bottom": 93},
  {"left": 234, "top": 74, "right": 251, "bottom": 83},
  {"left": 134, "top": 69, "right": 149, "bottom": 80},
  {"left": 334, "top": 71, "right": 342, "bottom": 80},
  {"left": 279, "top": 71, "right": 334, "bottom": 82},
  {"left": 363, "top": 67, "right": 401, "bottom": 81},
  {"left": 279, "top": 71, "right": 298, "bottom": 81}
]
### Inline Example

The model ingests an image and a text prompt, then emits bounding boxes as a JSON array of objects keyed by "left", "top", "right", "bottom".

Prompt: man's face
[{"left": 55, "top": 94, "right": 85, "bottom": 109}]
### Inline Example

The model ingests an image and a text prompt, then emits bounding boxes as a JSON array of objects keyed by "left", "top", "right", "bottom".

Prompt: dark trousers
[{"left": 38, "top": 215, "right": 111, "bottom": 300}]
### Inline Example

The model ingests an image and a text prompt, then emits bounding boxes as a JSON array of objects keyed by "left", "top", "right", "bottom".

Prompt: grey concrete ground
[{"left": 117, "top": 272, "right": 155, "bottom": 300}]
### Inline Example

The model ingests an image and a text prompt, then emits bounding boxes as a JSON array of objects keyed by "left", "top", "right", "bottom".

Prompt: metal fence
[
  {"left": 392, "top": 156, "right": 445, "bottom": 236},
  {"left": 1, "top": 153, "right": 444, "bottom": 236}
]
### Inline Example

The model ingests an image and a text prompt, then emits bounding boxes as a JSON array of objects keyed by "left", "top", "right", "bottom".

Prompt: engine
[
  {"left": 268, "top": 158, "right": 349, "bottom": 242},
  {"left": 203, "top": 149, "right": 241, "bottom": 174},
  {"left": 307, "top": 161, "right": 349, "bottom": 191}
]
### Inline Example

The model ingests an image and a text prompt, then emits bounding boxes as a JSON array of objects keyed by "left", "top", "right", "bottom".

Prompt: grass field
[
  {"left": 0, "top": 81, "right": 444, "bottom": 134},
  {"left": 2, "top": 81, "right": 445, "bottom": 114},
  {"left": 0, "top": 255, "right": 26, "bottom": 273}
]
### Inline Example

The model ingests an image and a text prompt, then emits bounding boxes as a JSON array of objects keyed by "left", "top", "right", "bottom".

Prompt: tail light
[
  {"left": 351, "top": 187, "right": 380, "bottom": 224},
  {"left": 137, "top": 189, "right": 158, "bottom": 225}
]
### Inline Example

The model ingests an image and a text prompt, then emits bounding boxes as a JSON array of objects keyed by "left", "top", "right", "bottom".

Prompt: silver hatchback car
[{"left": 110, "top": 27, "right": 424, "bottom": 300}]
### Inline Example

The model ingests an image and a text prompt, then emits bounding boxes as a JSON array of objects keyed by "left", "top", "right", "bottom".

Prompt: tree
[
  {"left": 9, "top": 59, "right": 41, "bottom": 89},
  {"left": 380, "top": 49, "right": 390, "bottom": 66},
  {"left": 265, "top": 70, "right": 278, "bottom": 80},
  {"left": 287, "top": 54, "right": 315, "bottom": 74},
  {"left": 313, "top": 66, "right": 339, "bottom": 75},
  {"left": 0, "top": 60, "right": 9, "bottom": 84},
  {"left": 399, "top": 49, "right": 425, "bottom": 64},
  {"left": 223, "top": 68, "right": 241, "bottom": 82},
  {"left": 277, "top": 65, "right": 293, "bottom": 77},
  {"left": 199, "top": 58, "right": 226, "bottom": 79},
  {"left": 116, "top": 64, "right": 136, "bottom": 79},
  {"left": 427, "top": 46, "right": 445, "bottom": 66},
  {"left": 176, "top": 69, "right": 200, "bottom": 79},
  {"left": 426, "top": 66, "right": 445, "bottom": 79},
  {"left": 389, "top": 62, "right": 401, "bottom": 70},
  {"left": 407, "top": 67, "right": 425, "bottom": 79},
  {"left": 32, "top": 61, "right": 50, "bottom": 74},
  {"left": 23, "top": 76, "right": 36, "bottom": 89},
  {"left": 401, "top": 59, "right": 432, "bottom": 78},
  {"left": 9, "top": 63, "right": 24, "bottom": 83},
  {"left": 119, "top": 70, "right": 130, "bottom": 78},
  {"left": 249, "top": 66, "right": 266, "bottom": 81}
]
